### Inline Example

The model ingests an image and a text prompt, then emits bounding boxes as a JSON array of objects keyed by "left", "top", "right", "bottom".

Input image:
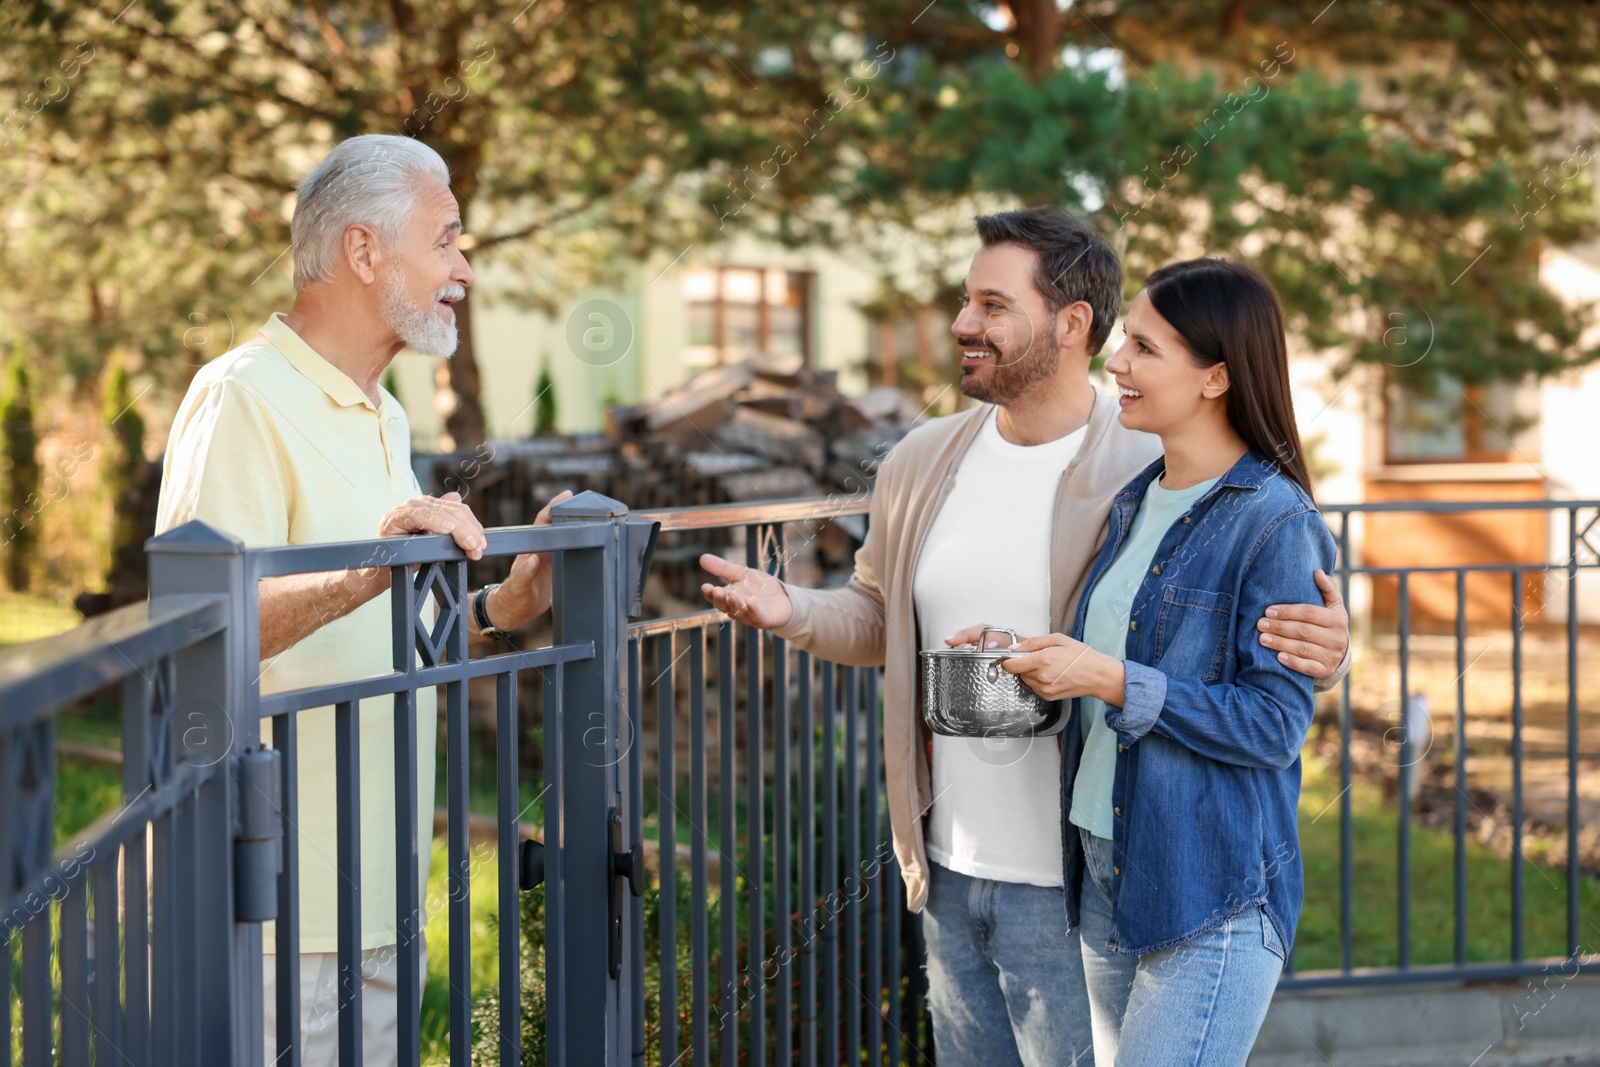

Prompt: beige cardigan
[{"left": 774, "top": 390, "right": 1164, "bottom": 911}]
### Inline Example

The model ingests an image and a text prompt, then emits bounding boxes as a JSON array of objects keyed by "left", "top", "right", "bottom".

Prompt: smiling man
[
  {"left": 698, "top": 206, "right": 1351, "bottom": 1066},
  {"left": 157, "top": 135, "right": 569, "bottom": 1066}
]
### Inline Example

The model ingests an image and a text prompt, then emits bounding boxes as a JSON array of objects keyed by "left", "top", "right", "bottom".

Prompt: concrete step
[{"left": 1250, "top": 976, "right": 1600, "bottom": 1066}]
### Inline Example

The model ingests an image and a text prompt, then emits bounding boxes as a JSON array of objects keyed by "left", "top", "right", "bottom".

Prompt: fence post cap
[
  {"left": 550, "top": 490, "right": 629, "bottom": 522},
  {"left": 145, "top": 519, "right": 246, "bottom": 554}
]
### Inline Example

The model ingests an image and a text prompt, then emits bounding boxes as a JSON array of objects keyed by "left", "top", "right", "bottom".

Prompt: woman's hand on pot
[
  {"left": 1003, "top": 633, "right": 1126, "bottom": 705},
  {"left": 944, "top": 625, "right": 1013, "bottom": 650}
]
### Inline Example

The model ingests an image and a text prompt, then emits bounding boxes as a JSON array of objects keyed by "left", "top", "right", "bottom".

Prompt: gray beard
[
  {"left": 957, "top": 320, "right": 1060, "bottom": 405},
  {"left": 380, "top": 268, "right": 458, "bottom": 359}
]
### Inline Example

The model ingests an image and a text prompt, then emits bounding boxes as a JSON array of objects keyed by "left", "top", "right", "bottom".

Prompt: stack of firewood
[{"left": 608, "top": 352, "right": 923, "bottom": 511}]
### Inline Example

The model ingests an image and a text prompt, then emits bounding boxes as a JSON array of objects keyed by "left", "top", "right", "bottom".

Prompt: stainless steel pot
[{"left": 919, "top": 627, "right": 1065, "bottom": 738}]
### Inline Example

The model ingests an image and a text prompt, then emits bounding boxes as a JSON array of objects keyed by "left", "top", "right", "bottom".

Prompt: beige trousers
[{"left": 262, "top": 939, "right": 426, "bottom": 1067}]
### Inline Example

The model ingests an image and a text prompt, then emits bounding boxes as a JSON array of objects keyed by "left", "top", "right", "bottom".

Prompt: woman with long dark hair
[{"left": 998, "top": 258, "right": 1336, "bottom": 1065}]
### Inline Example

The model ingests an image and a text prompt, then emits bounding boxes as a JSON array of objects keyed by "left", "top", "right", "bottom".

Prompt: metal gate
[{"left": 1, "top": 490, "right": 930, "bottom": 1066}]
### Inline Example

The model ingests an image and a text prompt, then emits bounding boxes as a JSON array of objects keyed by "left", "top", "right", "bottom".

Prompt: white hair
[{"left": 290, "top": 135, "right": 451, "bottom": 291}]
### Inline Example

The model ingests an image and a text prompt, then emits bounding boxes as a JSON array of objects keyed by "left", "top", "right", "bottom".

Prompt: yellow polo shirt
[{"left": 156, "top": 312, "right": 438, "bottom": 953}]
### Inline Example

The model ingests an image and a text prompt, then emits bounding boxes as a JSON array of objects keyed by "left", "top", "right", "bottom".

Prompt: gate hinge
[{"left": 233, "top": 748, "right": 282, "bottom": 923}]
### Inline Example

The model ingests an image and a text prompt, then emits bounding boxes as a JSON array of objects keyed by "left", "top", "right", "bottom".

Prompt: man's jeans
[
  {"left": 922, "top": 861, "right": 1095, "bottom": 1066},
  {"left": 1077, "top": 828, "right": 1282, "bottom": 1067}
]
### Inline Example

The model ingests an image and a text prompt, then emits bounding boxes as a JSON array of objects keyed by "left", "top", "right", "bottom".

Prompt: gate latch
[
  {"left": 518, "top": 839, "right": 545, "bottom": 890},
  {"left": 608, "top": 807, "right": 644, "bottom": 978}
]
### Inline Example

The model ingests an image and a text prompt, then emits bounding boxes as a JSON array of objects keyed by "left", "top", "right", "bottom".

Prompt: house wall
[
  {"left": 1536, "top": 246, "right": 1600, "bottom": 624},
  {"left": 389, "top": 215, "right": 1600, "bottom": 625},
  {"left": 393, "top": 232, "right": 922, "bottom": 446}
]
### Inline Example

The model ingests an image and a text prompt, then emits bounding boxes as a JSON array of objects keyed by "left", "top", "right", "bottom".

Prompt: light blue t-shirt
[{"left": 1069, "top": 472, "right": 1218, "bottom": 840}]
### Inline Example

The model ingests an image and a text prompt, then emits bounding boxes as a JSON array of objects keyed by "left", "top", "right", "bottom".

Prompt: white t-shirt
[{"left": 913, "top": 407, "right": 1088, "bottom": 886}]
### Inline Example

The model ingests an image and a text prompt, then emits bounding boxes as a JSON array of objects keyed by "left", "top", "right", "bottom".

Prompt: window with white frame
[{"left": 681, "top": 267, "right": 812, "bottom": 366}]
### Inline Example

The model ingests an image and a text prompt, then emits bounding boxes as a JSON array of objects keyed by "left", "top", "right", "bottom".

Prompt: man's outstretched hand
[{"left": 699, "top": 553, "right": 794, "bottom": 630}]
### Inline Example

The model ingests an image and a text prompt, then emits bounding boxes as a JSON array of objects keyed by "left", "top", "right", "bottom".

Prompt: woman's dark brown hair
[{"left": 1143, "top": 257, "right": 1315, "bottom": 499}]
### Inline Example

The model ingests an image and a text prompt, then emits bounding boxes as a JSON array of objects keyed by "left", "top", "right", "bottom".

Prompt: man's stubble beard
[{"left": 957, "top": 317, "right": 1060, "bottom": 405}]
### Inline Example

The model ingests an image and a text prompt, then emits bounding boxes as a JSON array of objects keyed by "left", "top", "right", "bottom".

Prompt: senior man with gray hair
[{"left": 156, "top": 134, "right": 569, "bottom": 1066}]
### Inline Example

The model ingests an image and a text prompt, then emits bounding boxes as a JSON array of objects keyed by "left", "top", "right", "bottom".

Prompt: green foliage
[
  {"left": 101, "top": 354, "right": 145, "bottom": 573},
  {"left": 469, "top": 884, "right": 547, "bottom": 1066},
  {"left": 1, "top": 352, "right": 40, "bottom": 591},
  {"left": 533, "top": 360, "right": 557, "bottom": 436},
  {"left": 2, "top": 1, "right": 1596, "bottom": 416},
  {"left": 837, "top": 3, "right": 1600, "bottom": 392}
]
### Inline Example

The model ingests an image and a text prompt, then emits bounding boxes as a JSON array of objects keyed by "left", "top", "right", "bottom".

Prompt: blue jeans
[
  {"left": 1076, "top": 828, "right": 1282, "bottom": 1067},
  {"left": 922, "top": 861, "right": 1094, "bottom": 1067}
]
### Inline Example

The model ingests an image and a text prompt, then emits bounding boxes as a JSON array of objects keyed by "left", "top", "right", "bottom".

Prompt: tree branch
[{"left": 1371, "top": 110, "right": 1467, "bottom": 164}]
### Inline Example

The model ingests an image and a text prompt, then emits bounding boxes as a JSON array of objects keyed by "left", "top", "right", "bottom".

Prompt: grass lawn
[
  {"left": 1294, "top": 750, "right": 1600, "bottom": 972},
  {"left": 0, "top": 591, "right": 82, "bottom": 648}
]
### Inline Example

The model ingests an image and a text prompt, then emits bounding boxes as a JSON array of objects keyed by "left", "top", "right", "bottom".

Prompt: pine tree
[
  {"left": 101, "top": 354, "right": 146, "bottom": 585},
  {"left": 1, "top": 350, "right": 40, "bottom": 591},
  {"left": 533, "top": 359, "right": 557, "bottom": 437}
]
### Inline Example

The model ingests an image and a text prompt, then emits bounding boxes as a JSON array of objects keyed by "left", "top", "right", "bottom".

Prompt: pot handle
[
  {"left": 976, "top": 626, "right": 1019, "bottom": 651},
  {"left": 977, "top": 627, "right": 1019, "bottom": 685}
]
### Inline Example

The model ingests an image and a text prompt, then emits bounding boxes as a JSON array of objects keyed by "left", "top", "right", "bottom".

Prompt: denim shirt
[{"left": 1060, "top": 450, "right": 1337, "bottom": 957}]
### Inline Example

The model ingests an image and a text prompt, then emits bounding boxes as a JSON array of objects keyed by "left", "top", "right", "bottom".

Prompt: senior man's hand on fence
[
  {"left": 376, "top": 491, "right": 489, "bottom": 559},
  {"left": 485, "top": 489, "right": 575, "bottom": 630}
]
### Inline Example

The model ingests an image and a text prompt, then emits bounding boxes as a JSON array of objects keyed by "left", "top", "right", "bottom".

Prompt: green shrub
[
  {"left": 1, "top": 353, "right": 40, "bottom": 591},
  {"left": 101, "top": 355, "right": 146, "bottom": 578}
]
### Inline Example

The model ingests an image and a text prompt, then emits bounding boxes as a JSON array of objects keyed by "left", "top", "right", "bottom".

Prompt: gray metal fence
[
  {"left": 625, "top": 497, "right": 929, "bottom": 1066},
  {"left": 1286, "top": 499, "right": 1600, "bottom": 990},
  {"left": 2, "top": 493, "right": 1597, "bottom": 1066}
]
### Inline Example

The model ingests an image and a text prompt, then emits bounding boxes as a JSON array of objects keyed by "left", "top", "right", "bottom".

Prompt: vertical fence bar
[
  {"left": 497, "top": 672, "right": 522, "bottom": 1067},
  {"left": 1, "top": 920, "right": 9, "bottom": 1067},
  {"left": 889, "top": 857, "right": 902, "bottom": 1067},
  {"left": 886, "top": 858, "right": 901, "bottom": 1067},
  {"left": 126, "top": 826, "right": 151, "bottom": 1067},
  {"left": 1454, "top": 569, "right": 1468, "bottom": 968},
  {"left": 391, "top": 567, "right": 421, "bottom": 1067},
  {"left": 270, "top": 710, "right": 301, "bottom": 1067},
  {"left": 744, "top": 527, "right": 767, "bottom": 1067},
  {"left": 447, "top": 674, "right": 473, "bottom": 1067},
  {"left": 1336, "top": 513, "right": 1354, "bottom": 974},
  {"left": 177, "top": 792, "right": 201, "bottom": 1067},
  {"left": 657, "top": 633, "right": 679, "bottom": 1067},
  {"left": 821, "top": 661, "right": 838, "bottom": 1066},
  {"left": 20, "top": 910, "right": 49, "bottom": 1066},
  {"left": 59, "top": 878, "right": 89, "bottom": 1067},
  {"left": 542, "top": 667, "right": 566, "bottom": 1067},
  {"left": 1511, "top": 572, "right": 1525, "bottom": 963},
  {"left": 92, "top": 854, "right": 123, "bottom": 1062},
  {"left": 718, "top": 623, "right": 739, "bottom": 1067},
  {"left": 334, "top": 700, "right": 364, "bottom": 1067},
  {"left": 844, "top": 666, "right": 861, "bottom": 1061},
  {"left": 865, "top": 669, "right": 882, "bottom": 1067},
  {"left": 629, "top": 638, "right": 646, "bottom": 1067},
  {"left": 774, "top": 633, "right": 792, "bottom": 1067},
  {"left": 689, "top": 630, "right": 710, "bottom": 1067},
  {"left": 1565, "top": 509, "right": 1581, "bottom": 958},
  {"left": 151, "top": 812, "right": 176, "bottom": 1057},
  {"left": 797, "top": 652, "right": 816, "bottom": 1067},
  {"left": 1397, "top": 574, "right": 1411, "bottom": 971}
]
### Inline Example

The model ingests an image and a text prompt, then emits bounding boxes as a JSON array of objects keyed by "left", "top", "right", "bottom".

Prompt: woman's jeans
[
  {"left": 922, "top": 861, "right": 1095, "bottom": 1066},
  {"left": 1076, "top": 828, "right": 1283, "bottom": 1067}
]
